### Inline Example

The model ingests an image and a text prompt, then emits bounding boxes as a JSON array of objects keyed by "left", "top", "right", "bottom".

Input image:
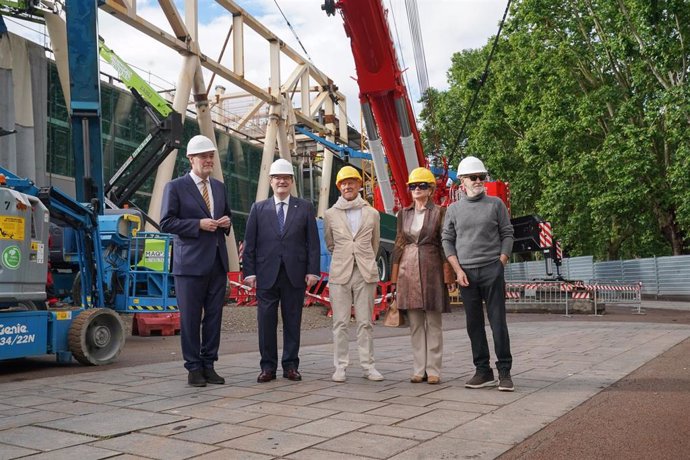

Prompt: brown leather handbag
[{"left": 382, "top": 300, "right": 406, "bottom": 327}]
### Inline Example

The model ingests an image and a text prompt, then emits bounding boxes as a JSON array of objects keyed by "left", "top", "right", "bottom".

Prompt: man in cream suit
[{"left": 324, "top": 166, "right": 383, "bottom": 383}]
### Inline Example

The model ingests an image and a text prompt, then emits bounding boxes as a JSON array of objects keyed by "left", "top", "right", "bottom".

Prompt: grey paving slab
[
  {"left": 127, "top": 393, "right": 221, "bottom": 412},
  {"left": 0, "top": 405, "right": 35, "bottom": 416},
  {"left": 0, "top": 321, "right": 687, "bottom": 460},
  {"left": 0, "top": 425, "right": 95, "bottom": 451},
  {"left": 171, "top": 423, "right": 261, "bottom": 444},
  {"left": 240, "top": 401, "right": 338, "bottom": 420},
  {"left": 311, "top": 397, "right": 388, "bottom": 413},
  {"left": 193, "top": 448, "right": 274, "bottom": 459},
  {"left": 0, "top": 442, "right": 38, "bottom": 460},
  {"left": 245, "top": 389, "right": 305, "bottom": 403},
  {"left": 32, "top": 400, "right": 112, "bottom": 416},
  {"left": 1, "top": 395, "right": 60, "bottom": 408},
  {"left": 286, "top": 448, "right": 372, "bottom": 459},
  {"left": 37, "top": 408, "right": 186, "bottom": 437},
  {"left": 389, "top": 436, "right": 511, "bottom": 460},
  {"left": 241, "top": 414, "right": 311, "bottom": 431},
  {"left": 364, "top": 403, "right": 432, "bottom": 420},
  {"left": 287, "top": 418, "right": 367, "bottom": 437},
  {"left": 141, "top": 418, "right": 218, "bottom": 436},
  {"left": 17, "top": 444, "right": 121, "bottom": 460},
  {"left": 91, "top": 432, "right": 218, "bottom": 459},
  {"left": 330, "top": 411, "right": 402, "bottom": 426},
  {"left": 165, "top": 405, "right": 264, "bottom": 424},
  {"left": 359, "top": 424, "right": 440, "bottom": 441},
  {"left": 0, "top": 411, "right": 67, "bottom": 431},
  {"left": 397, "top": 408, "right": 480, "bottom": 432},
  {"left": 316, "top": 431, "right": 418, "bottom": 459},
  {"left": 218, "top": 429, "right": 324, "bottom": 456}
]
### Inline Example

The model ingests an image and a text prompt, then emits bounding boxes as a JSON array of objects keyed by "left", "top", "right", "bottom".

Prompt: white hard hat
[
  {"left": 457, "top": 156, "right": 488, "bottom": 176},
  {"left": 186, "top": 135, "right": 216, "bottom": 156},
  {"left": 269, "top": 158, "right": 294, "bottom": 176}
]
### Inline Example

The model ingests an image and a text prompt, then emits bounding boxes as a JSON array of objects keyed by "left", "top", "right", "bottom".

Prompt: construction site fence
[
  {"left": 505, "top": 255, "right": 690, "bottom": 299},
  {"left": 505, "top": 280, "right": 643, "bottom": 315},
  {"left": 226, "top": 272, "right": 393, "bottom": 321}
]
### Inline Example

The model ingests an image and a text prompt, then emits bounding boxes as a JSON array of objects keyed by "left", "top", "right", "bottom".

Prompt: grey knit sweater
[{"left": 442, "top": 192, "right": 514, "bottom": 269}]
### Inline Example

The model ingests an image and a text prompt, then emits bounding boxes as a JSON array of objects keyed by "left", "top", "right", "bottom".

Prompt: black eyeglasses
[
  {"left": 408, "top": 183, "right": 430, "bottom": 191},
  {"left": 466, "top": 174, "right": 487, "bottom": 182}
]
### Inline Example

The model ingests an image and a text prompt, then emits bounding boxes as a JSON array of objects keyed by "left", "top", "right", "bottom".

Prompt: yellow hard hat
[
  {"left": 407, "top": 167, "right": 435, "bottom": 185},
  {"left": 336, "top": 166, "right": 362, "bottom": 186}
]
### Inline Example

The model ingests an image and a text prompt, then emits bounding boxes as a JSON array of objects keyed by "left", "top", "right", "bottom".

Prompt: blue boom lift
[{"left": 0, "top": 1, "right": 176, "bottom": 365}]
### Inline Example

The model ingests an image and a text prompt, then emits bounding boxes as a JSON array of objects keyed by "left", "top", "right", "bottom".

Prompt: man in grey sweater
[{"left": 442, "top": 156, "right": 515, "bottom": 391}]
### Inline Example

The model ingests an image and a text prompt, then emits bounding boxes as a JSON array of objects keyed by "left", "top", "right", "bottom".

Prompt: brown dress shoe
[
  {"left": 283, "top": 369, "right": 302, "bottom": 381},
  {"left": 257, "top": 370, "right": 276, "bottom": 383}
]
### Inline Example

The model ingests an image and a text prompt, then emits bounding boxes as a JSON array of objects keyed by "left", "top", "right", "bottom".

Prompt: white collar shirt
[
  {"left": 273, "top": 195, "right": 290, "bottom": 220},
  {"left": 190, "top": 171, "right": 214, "bottom": 218}
]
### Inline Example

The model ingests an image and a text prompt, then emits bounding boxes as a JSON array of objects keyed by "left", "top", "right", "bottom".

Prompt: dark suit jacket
[
  {"left": 160, "top": 174, "right": 232, "bottom": 276},
  {"left": 243, "top": 196, "right": 320, "bottom": 290}
]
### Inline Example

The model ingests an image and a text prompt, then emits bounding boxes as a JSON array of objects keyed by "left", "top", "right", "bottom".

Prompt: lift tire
[
  {"left": 68, "top": 308, "right": 125, "bottom": 366},
  {"left": 17, "top": 300, "right": 47, "bottom": 311},
  {"left": 376, "top": 248, "right": 390, "bottom": 282}
]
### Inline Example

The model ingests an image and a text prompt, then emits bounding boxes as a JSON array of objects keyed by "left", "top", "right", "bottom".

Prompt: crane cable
[
  {"left": 451, "top": 0, "right": 512, "bottom": 156},
  {"left": 272, "top": 0, "right": 313, "bottom": 62}
]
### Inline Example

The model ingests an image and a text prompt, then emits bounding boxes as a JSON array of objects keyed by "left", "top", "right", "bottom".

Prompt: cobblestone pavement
[{"left": 0, "top": 320, "right": 688, "bottom": 459}]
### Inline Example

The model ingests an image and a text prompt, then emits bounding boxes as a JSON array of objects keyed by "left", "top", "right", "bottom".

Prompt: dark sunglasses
[
  {"left": 408, "top": 183, "right": 430, "bottom": 191},
  {"left": 466, "top": 174, "right": 487, "bottom": 182}
]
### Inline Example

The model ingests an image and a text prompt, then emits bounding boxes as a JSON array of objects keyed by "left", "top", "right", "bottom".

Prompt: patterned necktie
[
  {"left": 277, "top": 202, "right": 285, "bottom": 233},
  {"left": 201, "top": 180, "right": 212, "bottom": 215}
]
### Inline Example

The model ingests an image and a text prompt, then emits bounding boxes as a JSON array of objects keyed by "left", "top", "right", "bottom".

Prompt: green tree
[{"left": 423, "top": 0, "right": 690, "bottom": 259}]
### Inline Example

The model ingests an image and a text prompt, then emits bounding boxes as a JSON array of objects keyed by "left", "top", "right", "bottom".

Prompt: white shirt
[
  {"left": 190, "top": 171, "right": 214, "bottom": 218},
  {"left": 345, "top": 208, "right": 362, "bottom": 235},
  {"left": 273, "top": 195, "right": 290, "bottom": 220}
]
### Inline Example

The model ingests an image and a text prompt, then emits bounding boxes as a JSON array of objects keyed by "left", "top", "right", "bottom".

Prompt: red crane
[{"left": 323, "top": 0, "right": 425, "bottom": 209}]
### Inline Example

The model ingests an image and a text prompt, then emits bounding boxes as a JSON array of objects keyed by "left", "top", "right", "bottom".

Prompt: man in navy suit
[
  {"left": 160, "top": 135, "right": 232, "bottom": 387},
  {"left": 243, "top": 158, "right": 320, "bottom": 383}
]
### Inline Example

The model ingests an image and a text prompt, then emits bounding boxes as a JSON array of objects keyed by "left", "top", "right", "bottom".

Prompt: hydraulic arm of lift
[
  {"left": 98, "top": 39, "right": 183, "bottom": 210},
  {"left": 323, "top": 0, "right": 425, "bottom": 211}
]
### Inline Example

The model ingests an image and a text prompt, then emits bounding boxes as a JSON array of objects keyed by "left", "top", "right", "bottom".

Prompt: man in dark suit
[
  {"left": 243, "top": 158, "right": 320, "bottom": 383},
  {"left": 160, "top": 135, "right": 232, "bottom": 387}
]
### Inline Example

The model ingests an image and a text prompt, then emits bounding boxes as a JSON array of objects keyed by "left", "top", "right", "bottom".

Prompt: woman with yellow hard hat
[{"left": 390, "top": 167, "right": 454, "bottom": 384}]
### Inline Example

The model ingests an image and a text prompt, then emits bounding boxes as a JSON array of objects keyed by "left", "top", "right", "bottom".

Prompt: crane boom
[{"left": 324, "top": 0, "right": 425, "bottom": 209}]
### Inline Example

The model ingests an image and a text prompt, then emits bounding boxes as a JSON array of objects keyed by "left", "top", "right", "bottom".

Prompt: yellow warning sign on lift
[{"left": 0, "top": 216, "right": 25, "bottom": 241}]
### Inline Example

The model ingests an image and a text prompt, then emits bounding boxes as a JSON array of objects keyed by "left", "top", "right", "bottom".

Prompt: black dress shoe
[
  {"left": 257, "top": 370, "right": 276, "bottom": 383},
  {"left": 283, "top": 369, "right": 302, "bottom": 381},
  {"left": 203, "top": 368, "right": 225, "bottom": 385},
  {"left": 188, "top": 370, "right": 207, "bottom": 387}
]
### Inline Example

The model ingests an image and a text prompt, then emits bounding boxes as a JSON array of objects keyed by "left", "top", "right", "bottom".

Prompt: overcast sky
[{"left": 5, "top": 0, "right": 507, "bottom": 130}]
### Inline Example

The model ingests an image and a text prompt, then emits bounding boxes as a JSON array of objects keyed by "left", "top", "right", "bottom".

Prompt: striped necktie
[{"left": 201, "top": 180, "right": 212, "bottom": 215}]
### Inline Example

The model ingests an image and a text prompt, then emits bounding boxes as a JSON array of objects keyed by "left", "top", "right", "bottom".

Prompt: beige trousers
[
  {"left": 407, "top": 309, "right": 443, "bottom": 377},
  {"left": 330, "top": 267, "right": 377, "bottom": 371}
]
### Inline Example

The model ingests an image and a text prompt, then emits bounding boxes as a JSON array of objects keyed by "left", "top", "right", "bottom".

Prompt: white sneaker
[
  {"left": 364, "top": 368, "right": 384, "bottom": 381},
  {"left": 332, "top": 368, "right": 346, "bottom": 382}
]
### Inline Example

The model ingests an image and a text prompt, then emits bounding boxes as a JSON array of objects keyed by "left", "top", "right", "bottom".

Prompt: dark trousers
[
  {"left": 174, "top": 252, "right": 227, "bottom": 371},
  {"left": 256, "top": 264, "right": 304, "bottom": 372},
  {"left": 460, "top": 260, "right": 512, "bottom": 374}
]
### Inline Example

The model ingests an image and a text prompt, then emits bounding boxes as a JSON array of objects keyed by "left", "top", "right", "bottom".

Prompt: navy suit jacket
[
  {"left": 243, "top": 196, "right": 320, "bottom": 290},
  {"left": 160, "top": 174, "right": 232, "bottom": 276}
]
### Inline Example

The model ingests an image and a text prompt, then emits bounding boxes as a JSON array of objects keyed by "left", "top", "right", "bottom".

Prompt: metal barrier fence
[
  {"left": 506, "top": 255, "right": 690, "bottom": 299},
  {"left": 590, "top": 281, "right": 643, "bottom": 315},
  {"left": 506, "top": 280, "right": 642, "bottom": 316}
]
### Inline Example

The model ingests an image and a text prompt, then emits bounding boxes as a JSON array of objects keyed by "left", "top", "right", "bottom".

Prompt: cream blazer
[{"left": 324, "top": 204, "right": 380, "bottom": 284}]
